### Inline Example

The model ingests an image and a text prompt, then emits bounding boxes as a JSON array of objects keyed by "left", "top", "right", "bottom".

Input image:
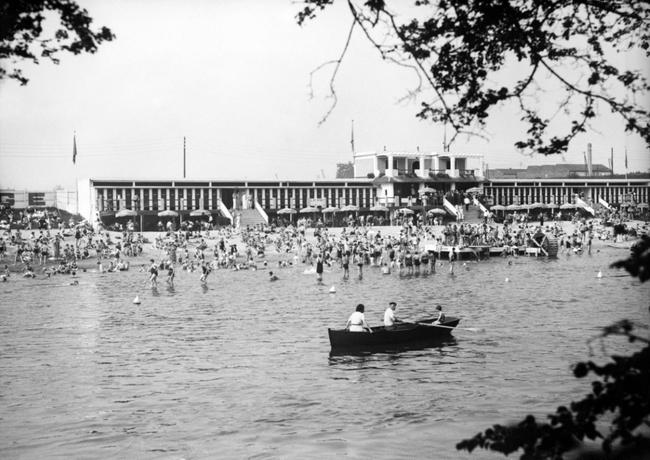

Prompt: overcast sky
[{"left": 1, "top": 0, "right": 648, "bottom": 190}]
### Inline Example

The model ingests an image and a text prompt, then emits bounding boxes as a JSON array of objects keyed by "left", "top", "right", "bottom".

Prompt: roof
[{"left": 488, "top": 163, "right": 612, "bottom": 179}]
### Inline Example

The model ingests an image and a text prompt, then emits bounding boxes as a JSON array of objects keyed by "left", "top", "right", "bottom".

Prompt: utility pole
[{"left": 183, "top": 136, "right": 186, "bottom": 178}]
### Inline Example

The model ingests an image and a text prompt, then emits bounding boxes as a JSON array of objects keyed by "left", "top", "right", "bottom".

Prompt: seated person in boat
[
  {"left": 383, "top": 301, "right": 403, "bottom": 329},
  {"left": 346, "top": 304, "right": 373, "bottom": 333},
  {"left": 433, "top": 305, "right": 446, "bottom": 324}
]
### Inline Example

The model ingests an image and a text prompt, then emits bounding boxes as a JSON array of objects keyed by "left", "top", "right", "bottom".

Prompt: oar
[{"left": 416, "top": 321, "right": 484, "bottom": 333}]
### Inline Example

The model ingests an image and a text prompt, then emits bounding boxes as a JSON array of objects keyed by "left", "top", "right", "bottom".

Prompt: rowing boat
[{"left": 328, "top": 316, "right": 460, "bottom": 351}]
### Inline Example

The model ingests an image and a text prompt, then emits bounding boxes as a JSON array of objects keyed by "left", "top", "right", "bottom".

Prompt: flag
[
  {"left": 73, "top": 132, "right": 78, "bottom": 164},
  {"left": 624, "top": 148, "right": 628, "bottom": 169},
  {"left": 583, "top": 151, "right": 588, "bottom": 173},
  {"left": 350, "top": 120, "right": 355, "bottom": 153}
]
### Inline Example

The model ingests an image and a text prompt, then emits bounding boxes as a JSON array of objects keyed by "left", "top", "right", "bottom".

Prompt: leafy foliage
[
  {"left": 610, "top": 235, "right": 650, "bottom": 283},
  {"left": 456, "top": 330, "right": 649, "bottom": 459},
  {"left": 297, "top": 0, "right": 650, "bottom": 155},
  {"left": 336, "top": 161, "right": 355, "bottom": 178},
  {"left": 0, "top": 0, "right": 114, "bottom": 85},
  {"left": 455, "top": 236, "right": 650, "bottom": 459}
]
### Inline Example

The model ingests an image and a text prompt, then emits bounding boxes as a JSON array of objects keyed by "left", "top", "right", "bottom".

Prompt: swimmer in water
[
  {"left": 166, "top": 263, "right": 175, "bottom": 287},
  {"left": 269, "top": 271, "right": 279, "bottom": 281}
]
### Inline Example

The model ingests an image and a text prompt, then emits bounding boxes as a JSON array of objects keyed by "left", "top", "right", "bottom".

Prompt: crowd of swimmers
[{"left": 0, "top": 212, "right": 646, "bottom": 286}]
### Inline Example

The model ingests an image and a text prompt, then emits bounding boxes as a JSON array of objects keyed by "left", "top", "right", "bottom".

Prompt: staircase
[
  {"left": 238, "top": 208, "right": 267, "bottom": 229},
  {"left": 462, "top": 205, "right": 483, "bottom": 223}
]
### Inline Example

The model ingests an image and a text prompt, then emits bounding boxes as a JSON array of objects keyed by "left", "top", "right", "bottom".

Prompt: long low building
[
  {"left": 484, "top": 177, "right": 649, "bottom": 207},
  {"left": 2, "top": 150, "right": 648, "bottom": 228}
]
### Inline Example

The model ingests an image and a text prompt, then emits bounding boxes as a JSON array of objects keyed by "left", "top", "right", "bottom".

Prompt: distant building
[{"left": 488, "top": 163, "right": 612, "bottom": 179}]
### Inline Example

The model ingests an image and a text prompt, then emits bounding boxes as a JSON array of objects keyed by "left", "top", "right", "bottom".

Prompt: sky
[{"left": 0, "top": 0, "right": 648, "bottom": 191}]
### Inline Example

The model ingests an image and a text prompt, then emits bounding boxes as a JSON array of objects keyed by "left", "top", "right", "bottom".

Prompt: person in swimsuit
[
  {"left": 316, "top": 254, "right": 324, "bottom": 282},
  {"left": 341, "top": 252, "right": 350, "bottom": 279},
  {"left": 167, "top": 263, "right": 175, "bottom": 287},
  {"left": 346, "top": 304, "right": 373, "bottom": 333},
  {"left": 149, "top": 259, "right": 158, "bottom": 288}
]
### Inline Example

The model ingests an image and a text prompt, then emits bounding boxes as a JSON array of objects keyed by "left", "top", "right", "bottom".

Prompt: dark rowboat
[{"left": 328, "top": 316, "right": 460, "bottom": 351}]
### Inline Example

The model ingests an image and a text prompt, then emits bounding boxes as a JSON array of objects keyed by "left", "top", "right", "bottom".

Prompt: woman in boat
[{"left": 346, "top": 304, "right": 373, "bottom": 333}]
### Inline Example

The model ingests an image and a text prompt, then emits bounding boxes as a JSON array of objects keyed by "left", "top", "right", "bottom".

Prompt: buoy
[
  {"left": 133, "top": 295, "right": 141, "bottom": 304},
  {"left": 597, "top": 270, "right": 602, "bottom": 278},
  {"left": 505, "top": 277, "right": 510, "bottom": 282},
  {"left": 329, "top": 285, "right": 336, "bottom": 293}
]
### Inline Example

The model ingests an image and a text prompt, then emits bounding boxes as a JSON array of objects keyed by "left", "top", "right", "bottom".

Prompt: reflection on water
[
  {"left": 0, "top": 246, "right": 648, "bottom": 459},
  {"left": 328, "top": 337, "right": 458, "bottom": 361}
]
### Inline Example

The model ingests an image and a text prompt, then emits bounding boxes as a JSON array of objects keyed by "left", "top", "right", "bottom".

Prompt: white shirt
[
  {"left": 347, "top": 311, "right": 366, "bottom": 332},
  {"left": 383, "top": 307, "right": 396, "bottom": 326}
]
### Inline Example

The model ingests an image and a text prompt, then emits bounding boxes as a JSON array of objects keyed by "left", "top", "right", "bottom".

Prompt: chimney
[{"left": 587, "top": 143, "right": 593, "bottom": 176}]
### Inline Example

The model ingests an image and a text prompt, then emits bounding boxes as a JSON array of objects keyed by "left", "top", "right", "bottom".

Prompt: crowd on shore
[{"left": 1, "top": 208, "right": 647, "bottom": 286}]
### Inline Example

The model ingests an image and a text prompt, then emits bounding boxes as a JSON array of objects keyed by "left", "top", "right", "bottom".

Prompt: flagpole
[
  {"left": 73, "top": 131, "right": 79, "bottom": 218},
  {"left": 350, "top": 120, "right": 355, "bottom": 155},
  {"left": 183, "top": 136, "right": 186, "bottom": 178},
  {"left": 624, "top": 147, "right": 628, "bottom": 180}
]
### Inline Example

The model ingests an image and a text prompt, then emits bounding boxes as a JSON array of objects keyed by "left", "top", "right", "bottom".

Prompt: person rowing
[
  {"left": 433, "top": 305, "right": 446, "bottom": 324},
  {"left": 383, "top": 301, "right": 403, "bottom": 330},
  {"left": 346, "top": 303, "right": 373, "bottom": 333}
]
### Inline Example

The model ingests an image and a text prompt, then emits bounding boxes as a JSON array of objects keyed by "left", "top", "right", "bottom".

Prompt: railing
[
  {"left": 375, "top": 197, "right": 399, "bottom": 207},
  {"left": 443, "top": 197, "right": 458, "bottom": 217},
  {"left": 394, "top": 169, "right": 419, "bottom": 177},
  {"left": 217, "top": 199, "right": 233, "bottom": 225},
  {"left": 473, "top": 196, "right": 489, "bottom": 214},
  {"left": 254, "top": 200, "right": 269, "bottom": 224}
]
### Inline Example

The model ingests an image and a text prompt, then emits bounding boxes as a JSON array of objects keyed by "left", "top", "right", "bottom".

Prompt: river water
[{"left": 1, "top": 243, "right": 648, "bottom": 459}]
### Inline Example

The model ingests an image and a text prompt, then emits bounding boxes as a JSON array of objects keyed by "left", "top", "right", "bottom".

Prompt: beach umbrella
[
  {"left": 300, "top": 206, "right": 320, "bottom": 213},
  {"left": 115, "top": 209, "right": 137, "bottom": 218},
  {"left": 547, "top": 203, "right": 559, "bottom": 209},
  {"left": 277, "top": 207, "right": 297, "bottom": 215},
  {"left": 428, "top": 208, "right": 446, "bottom": 215},
  {"left": 321, "top": 206, "right": 340, "bottom": 213},
  {"left": 637, "top": 203, "right": 649, "bottom": 209},
  {"left": 528, "top": 202, "right": 545, "bottom": 209},
  {"left": 369, "top": 204, "right": 389, "bottom": 212},
  {"left": 398, "top": 207, "right": 414, "bottom": 214},
  {"left": 341, "top": 204, "right": 360, "bottom": 212},
  {"left": 490, "top": 205, "right": 505, "bottom": 211},
  {"left": 190, "top": 209, "right": 211, "bottom": 217},
  {"left": 418, "top": 187, "right": 436, "bottom": 194},
  {"left": 505, "top": 204, "right": 521, "bottom": 211},
  {"left": 560, "top": 203, "right": 576, "bottom": 210},
  {"left": 158, "top": 210, "right": 179, "bottom": 217},
  {"left": 465, "top": 186, "right": 482, "bottom": 194}
]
